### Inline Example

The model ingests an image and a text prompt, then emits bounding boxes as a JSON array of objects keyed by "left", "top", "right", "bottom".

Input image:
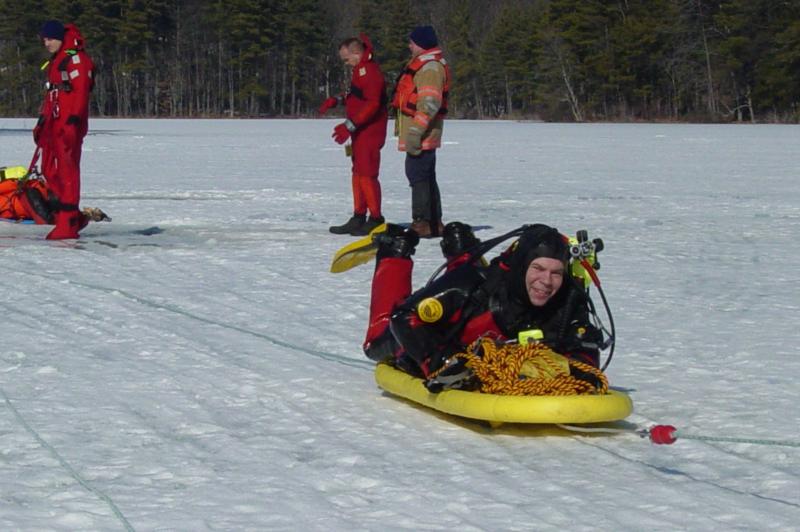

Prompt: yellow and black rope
[{"left": 432, "top": 337, "right": 608, "bottom": 396}]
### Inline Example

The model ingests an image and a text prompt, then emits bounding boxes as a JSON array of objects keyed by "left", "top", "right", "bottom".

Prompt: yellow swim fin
[{"left": 330, "top": 222, "right": 388, "bottom": 273}]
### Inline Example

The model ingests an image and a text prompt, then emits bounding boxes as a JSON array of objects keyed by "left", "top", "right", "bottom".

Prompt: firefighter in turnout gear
[{"left": 392, "top": 25, "right": 450, "bottom": 238}]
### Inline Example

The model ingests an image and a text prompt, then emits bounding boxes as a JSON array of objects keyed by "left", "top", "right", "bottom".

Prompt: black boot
[
  {"left": 351, "top": 215, "right": 385, "bottom": 236},
  {"left": 440, "top": 221, "right": 480, "bottom": 259},
  {"left": 374, "top": 224, "right": 420, "bottom": 259},
  {"left": 329, "top": 214, "right": 366, "bottom": 235}
]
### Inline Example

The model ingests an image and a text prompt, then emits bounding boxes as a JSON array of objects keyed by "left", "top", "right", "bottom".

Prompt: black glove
[
  {"left": 424, "top": 357, "right": 480, "bottom": 393},
  {"left": 569, "top": 365, "right": 603, "bottom": 390}
]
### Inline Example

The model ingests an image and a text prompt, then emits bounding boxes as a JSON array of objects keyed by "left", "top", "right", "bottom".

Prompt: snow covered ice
[{"left": 1, "top": 118, "right": 799, "bottom": 531}]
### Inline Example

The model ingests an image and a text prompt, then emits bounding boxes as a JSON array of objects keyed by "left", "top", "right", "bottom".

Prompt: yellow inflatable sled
[{"left": 375, "top": 363, "right": 633, "bottom": 425}]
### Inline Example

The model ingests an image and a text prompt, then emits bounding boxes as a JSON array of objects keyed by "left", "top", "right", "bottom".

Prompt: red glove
[
  {"left": 318, "top": 97, "right": 338, "bottom": 115},
  {"left": 332, "top": 120, "right": 356, "bottom": 144}
]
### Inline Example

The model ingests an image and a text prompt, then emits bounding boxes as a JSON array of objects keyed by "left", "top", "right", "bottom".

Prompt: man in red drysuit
[
  {"left": 319, "top": 34, "right": 388, "bottom": 236},
  {"left": 362, "top": 223, "right": 606, "bottom": 392},
  {"left": 34, "top": 20, "right": 95, "bottom": 239}
]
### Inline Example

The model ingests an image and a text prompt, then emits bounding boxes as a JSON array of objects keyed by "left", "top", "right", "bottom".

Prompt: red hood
[
  {"left": 61, "top": 23, "right": 86, "bottom": 51},
  {"left": 359, "top": 33, "right": 374, "bottom": 62}
]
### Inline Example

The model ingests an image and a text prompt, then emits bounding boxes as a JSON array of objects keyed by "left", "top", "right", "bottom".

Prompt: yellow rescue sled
[{"left": 375, "top": 363, "right": 633, "bottom": 425}]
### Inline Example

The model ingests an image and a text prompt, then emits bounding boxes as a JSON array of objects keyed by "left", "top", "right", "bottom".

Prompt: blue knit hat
[
  {"left": 39, "top": 20, "right": 65, "bottom": 41},
  {"left": 409, "top": 25, "right": 438, "bottom": 49}
]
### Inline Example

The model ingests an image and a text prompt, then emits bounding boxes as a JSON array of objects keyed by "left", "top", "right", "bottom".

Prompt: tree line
[{"left": 1, "top": 0, "right": 798, "bottom": 122}]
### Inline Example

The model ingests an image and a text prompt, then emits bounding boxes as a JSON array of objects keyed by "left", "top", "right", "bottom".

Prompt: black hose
[
  {"left": 426, "top": 224, "right": 533, "bottom": 286},
  {"left": 596, "top": 280, "right": 616, "bottom": 371}
]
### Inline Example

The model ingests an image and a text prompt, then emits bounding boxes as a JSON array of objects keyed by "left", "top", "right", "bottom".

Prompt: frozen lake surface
[{"left": 1, "top": 118, "right": 799, "bottom": 530}]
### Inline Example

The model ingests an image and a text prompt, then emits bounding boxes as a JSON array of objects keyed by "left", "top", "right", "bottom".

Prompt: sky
[{"left": 1, "top": 118, "right": 799, "bottom": 531}]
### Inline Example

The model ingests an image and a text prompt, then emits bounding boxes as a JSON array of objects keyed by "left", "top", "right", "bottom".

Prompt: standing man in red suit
[
  {"left": 34, "top": 20, "right": 95, "bottom": 239},
  {"left": 320, "top": 34, "right": 388, "bottom": 236}
]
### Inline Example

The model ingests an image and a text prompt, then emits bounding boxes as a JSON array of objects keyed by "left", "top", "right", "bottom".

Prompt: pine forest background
[{"left": 1, "top": 0, "right": 799, "bottom": 122}]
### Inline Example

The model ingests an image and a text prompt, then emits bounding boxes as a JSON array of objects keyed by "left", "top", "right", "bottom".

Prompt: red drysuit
[
  {"left": 343, "top": 35, "right": 388, "bottom": 218},
  {"left": 34, "top": 23, "right": 94, "bottom": 238}
]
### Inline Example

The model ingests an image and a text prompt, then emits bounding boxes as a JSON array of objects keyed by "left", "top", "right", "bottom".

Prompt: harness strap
[
  {"left": 28, "top": 147, "right": 42, "bottom": 174},
  {"left": 348, "top": 82, "right": 388, "bottom": 106},
  {"left": 44, "top": 53, "right": 75, "bottom": 92}
]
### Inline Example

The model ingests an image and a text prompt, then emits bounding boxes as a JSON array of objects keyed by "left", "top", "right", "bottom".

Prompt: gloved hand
[
  {"left": 405, "top": 128, "right": 423, "bottom": 156},
  {"left": 332, "top": 119, "right": 356, "bottom": 145},
  {"left": 318, "top": 96, "right": 338, "bottom": 115},
  {"left": 424, "top": 357, "right": 480, "bottom": 393},
  {"left": 81, "top": 207, "right": 112, "bottom": 222},
  {"left": 569, "top": 364, "right": 604, "bottom": 390}
]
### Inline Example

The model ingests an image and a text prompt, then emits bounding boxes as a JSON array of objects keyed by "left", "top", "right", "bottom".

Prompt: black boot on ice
[
  {"left": 329, "top": 214, "right": 366, "bottom": 235},
  {"left": 352, "top": 215, "right": 385, "bottom": 236}
]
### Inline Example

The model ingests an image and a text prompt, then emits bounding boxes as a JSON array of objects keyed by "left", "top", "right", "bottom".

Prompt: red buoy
[{"left": 649, "top": 425, "right": 677, "bottom": 444}]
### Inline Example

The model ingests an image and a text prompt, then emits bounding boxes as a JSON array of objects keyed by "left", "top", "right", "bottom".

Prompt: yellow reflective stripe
[
  {"left": 417, "top": 86, "right": 442, "bottom": 99},
  {"left": 413, "top": 113, "right": 430, "bottom": 128},
  {"left": 421, "top": 138, "right": 441, "bottom": 150},
  {"left": 398, "top": 138, "right": 441, "bottom": 151}
]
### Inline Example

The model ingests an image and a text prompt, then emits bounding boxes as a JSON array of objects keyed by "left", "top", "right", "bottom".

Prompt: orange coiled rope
[{"left": 452, "top": 337, "right": 608, "bottom": 396}]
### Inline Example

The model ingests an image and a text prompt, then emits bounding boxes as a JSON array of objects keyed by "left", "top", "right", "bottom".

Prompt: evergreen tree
[
  {"left": 0, "top": 0, "right": 797, "bottom": 121},
  {"left": 445, "top": 0, "right": 481, "bottom": 118},
  {"left": 767, "top": 16, "right": 800, "bottom": 120},
  {"left": 356, "top": 0, "right": 414, "bottom": 83},
  {"left": 478, "top": 3, "right": 539, "bottom": 117},
  {"left": 205, "top": 0, "right": 274, "bottom": 116},
  {"left": 713, "top": 0, "right": 760, "bottom": 121},
  {"left": 279, "top": 0, "right": 331, "bottom": 115},
  {"left": 355, "top": 0, "right": 383, "bottom": 47},
  {"left": 0, "top": 0, "right": 49, "bottom": 115},
  {"left": 721, "top": 0, "right": 800, "bottom": 122},
  {"left": 537, "top": 0, "right": 614, "bottom": 120},
  {"left": 609, "top": 0, "right": 683, "bottom": 119}
]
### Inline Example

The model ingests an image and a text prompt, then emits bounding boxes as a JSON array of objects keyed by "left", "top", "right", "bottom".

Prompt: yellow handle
[{"left": 0, "top": 166, "right": 27, "bottom": 180}]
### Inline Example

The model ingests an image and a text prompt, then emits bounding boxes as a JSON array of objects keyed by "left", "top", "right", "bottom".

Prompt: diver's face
[{"left": 524, "top": 257, "right": 564, "bottom": 306}]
